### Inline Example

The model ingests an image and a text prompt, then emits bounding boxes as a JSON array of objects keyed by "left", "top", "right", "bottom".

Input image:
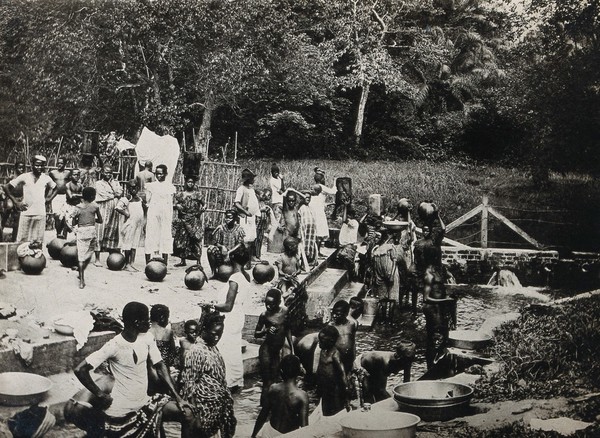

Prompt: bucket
[
  {"left": 340, "top": 411, "right": 420, "bottom": 438},
  {"left": 363, "top": 297, "right": 379, "bottom": 316}
]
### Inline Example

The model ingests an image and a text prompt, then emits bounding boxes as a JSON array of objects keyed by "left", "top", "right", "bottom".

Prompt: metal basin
[
  {"left": 448, "top": 330, "right": 492, "bottom": 350},
  {"left": 340, "top": 411, "right": 420, "bottom": 438},
  {"left": 393, "top": 381, "right": 474, "bottom": 421},
  {"left": 0, "top": 372, "right": 52, "bottom": 406},
  {"left": 382, "top": 220, "right": 409, "bottom": 231}
]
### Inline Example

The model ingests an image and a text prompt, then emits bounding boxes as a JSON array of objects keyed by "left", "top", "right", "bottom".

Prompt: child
[
  {"left": 274, "top": 237, "right": 302, "bottom": 297},
  {"left": 115, "top": 180, "right": 144, "bottom": 271},
  {"left": 148, "top": 304, "right": 178, "bottom": 395},
  {"left": 72, "top": 187, "right": 102, "bottom": 289},
  {"left": 315, "top": 325, "right": 348, "bottom": 417},
  {"left": 255, "top": 188, "right": 275, "bottom": 260},
  {"left": 251, "top": 355, "right": 308, "bottom": 438},
  {"left": 309, "top": 184, "right": 329, "bottom": 257},
  {"left": 269, "top": 163, "right": 285, "bottom": 223},
  {"left": 178, "top": 319, "right": 198, "bottom": 369},
  {"left": 255, "top": 288, "right": 293, "bottom": 405},
  {"left": 329, "top": 300, "right": 358, "bottom": 373}
]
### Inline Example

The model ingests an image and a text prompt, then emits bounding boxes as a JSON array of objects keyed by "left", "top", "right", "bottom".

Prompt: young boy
[
  {"left": 254, "top": 288, "right": 293, "bottom": 405},
  {"left": 315, "top": 325, "right": 348, "bottom": 417},
  {"left": 72, "top": 187, "right": 102, "bottom": 289},
  {"left": 252, "top": 354, "right": 308, "bottom": 438},
  {"left": 274, "top": 237, "right": 302, "bottom": 298},
  {"left": 329, "top": 300, "right": 358, "bottom": 373},
  {"left": 269, "top": 163, "right": 284, "bottom": 223}
]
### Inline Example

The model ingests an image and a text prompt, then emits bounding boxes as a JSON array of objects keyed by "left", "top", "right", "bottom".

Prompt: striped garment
[
  {"left": 103, "top": 394, "right": 170, "bottom": 438},
  {"left": 96, "top": 197, "right": 120, "bottom": 251},
  {"left": 298, "top": 205, "right": 317, "bottom": 264},
  {"left": 179, "top": 339, "right": 237, "bottom": 438}
]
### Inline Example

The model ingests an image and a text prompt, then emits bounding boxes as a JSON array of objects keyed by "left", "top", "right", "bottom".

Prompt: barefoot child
[
  {"left": 329, "top": 300, "right": 358, "bottom": 373},
  {"left": 255, "top": 288, "right": 293, "bottom": 405},
  {"left": 115, "top": 180, "right": 144, "bottom": 270},
  {"left": 72, "top": 187, "right": 102, "bottom": 289},
  {"left": 315, "top": 325, "right": 349, "bottom": 417},
  {"left": 252, "top": 354, "right": 308, "bottom": 438},
  {"left": 148, "top": 304, "right": 178, "bottom": 395}
]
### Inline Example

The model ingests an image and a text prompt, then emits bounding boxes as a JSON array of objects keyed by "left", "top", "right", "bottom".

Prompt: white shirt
[
  {"left": 146, "top": 181, "right": 175, "bottom": 212},
  {"left": 235, "top": 185, "right": 260, "bottom": 216},
  {"left": 270, "top": 176, "right": 283, "bottom": 204},
  {"left": 9, "top": 173, "right": 56, "bottom": 216},
  {"left": 86, "top": 333, "right": 163, "bottom": 417}
]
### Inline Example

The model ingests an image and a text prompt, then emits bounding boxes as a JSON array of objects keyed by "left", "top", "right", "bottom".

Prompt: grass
[{"left": 238, "top": 159, "right": 600, "bottom": 251}]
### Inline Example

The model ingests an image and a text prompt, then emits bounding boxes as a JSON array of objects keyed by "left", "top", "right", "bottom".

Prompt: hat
[{"left": 33, "top": 154, "right": 47, "bottom": 163}]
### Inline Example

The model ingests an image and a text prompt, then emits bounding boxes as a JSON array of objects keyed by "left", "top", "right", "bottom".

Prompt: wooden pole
[
  {"left": 233, "top": 131, "right": 238, "bottom": 164},
  {"left": 481, "top": 194, "right": 489, "bottom": 249}
]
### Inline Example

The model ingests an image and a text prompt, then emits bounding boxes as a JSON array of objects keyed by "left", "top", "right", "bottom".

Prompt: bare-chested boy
[
  {"left": 252, "top": 354, "right": 308, "bottom": 438},
  {"left": 255, "top": 288, "right": 293, "bottom": 405},
  {"left": 329, "top": 300, "right": 358, "bottom": 373},
  {"left": 72, "top": 187, "right": 102, "bottom": 289},
  {"left": 352, "top": 341, "right": 416, "bottom": 403},
  {"left": 49, "top": 157, "right": 71, "bottom": 238},
  {"left": 316, "top": 325, "right": 348, "bottom": 417},
  {"left": 274, "top": 237, "right": 302, "bottom": 298}
]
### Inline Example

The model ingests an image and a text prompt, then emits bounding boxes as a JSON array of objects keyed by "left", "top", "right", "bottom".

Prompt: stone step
[
  {"left": 0, "top": 343, "right": 260, "bottom": 428},
  {"left": 305, "top": 268, "right": 349, "bottom": 323},
  {"left": 330, "top": 282, "right": 365, "bottom": 307}
]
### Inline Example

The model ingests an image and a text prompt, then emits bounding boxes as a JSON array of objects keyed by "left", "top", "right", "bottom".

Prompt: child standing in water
[
  {"left": 329, "top": 300, "right": 358, "bottom": 374},
  {"left": 72, "top": 187, "right": 102, "bottom": 289},
  {"left": 255, "top": 288, "right": 293, "bottom": 405},
  {"left": 315, "top": 325, "right": 349, "bottom": 417},
  {"left": 274, "top": 237, "right": 302, "bottom": 297}
]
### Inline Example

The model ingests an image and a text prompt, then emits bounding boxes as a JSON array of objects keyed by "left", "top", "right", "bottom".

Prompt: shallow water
[{"left": 58, "top": 284, "right": 548, "bottom": 437}]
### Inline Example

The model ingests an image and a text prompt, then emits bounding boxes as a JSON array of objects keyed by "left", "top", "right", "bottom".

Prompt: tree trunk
[
  {"left": 353, "top": 81, "right": 371, "bottom": 147},
  {"left": 196, "top": 90, "right": 215, "bottom": 158}
]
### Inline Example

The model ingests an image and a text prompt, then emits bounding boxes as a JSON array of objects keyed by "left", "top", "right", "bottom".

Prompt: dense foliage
[
  {"left": 0, "top": 0, "right": 597, "bottom": 174},
  {"left": 476, "top": 295, "right": 600, "bottom": 402}
]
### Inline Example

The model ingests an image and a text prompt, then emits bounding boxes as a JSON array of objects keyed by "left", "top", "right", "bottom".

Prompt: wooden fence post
[{"left": 481, "top": 194, "right": 489, "bottom": 249}]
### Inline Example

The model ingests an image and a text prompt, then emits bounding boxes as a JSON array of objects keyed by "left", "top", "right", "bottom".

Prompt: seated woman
[
  {"left": 206, "top": 209, "right": 245, "bottom": 276},
  {"left": 179, "top": 311, "right": 237, "bottom": 438}
]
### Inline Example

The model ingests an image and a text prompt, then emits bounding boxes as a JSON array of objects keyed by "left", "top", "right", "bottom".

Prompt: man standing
[
  {"left": 4, "top": 155, "right": 57, "bottom": 245},
  {"left": 49, "top": 157, "right": 71, "bottom": 238},
  {"left": 234, "top": 168, "right": 261, "bottom": 263},
  {"left": 72, "top": 301, "right": 191, "bottom": 437},
  {"left": 1, "top": 161, "right": 25, "bottom": 242},
  {"left": 145, "top": 164, "right": 175, "bottom": 264},
  {"left": 136, "top": 161, "right": 156, "bottom": 205}
]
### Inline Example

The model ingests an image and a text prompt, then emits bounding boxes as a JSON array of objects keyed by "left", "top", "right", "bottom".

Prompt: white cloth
[
  {"left": 51, "top": 194, "right": 67, "bottom": 217},
  {"left": 309, "top": 197, "right": 329, "bottom": 238},
  {"left": 269, "top": 176, "right": 284, "bottom": 204},
  {"left": 116, "top": 138, "right": 136, "bottom": 152},
  {"left": 239, "top": 215, "right": 257, "bottom": 243},
  {"left": 339, "top": 219, "right": 359, "bottom": 245},
  {"left": 9, "top": 173, "right": 56, "bottom": 216},
  {"left": 53, "top": 310, "right": 95, "bottom": 350},
  {"left": 235, "top": 185, "right": 260, "bottom": 243},
  {"left": 134, "top": 127, "right": 180, "bottom": 184},
  {"left": 145, "top": 181, "right": 175, "bottom": 254},
  {"left": 219, "top": 271, "right": 249, "bottom": 388},
  {"left": 256, "top": 421, "right": 282, "bottom": 438},
  {"left": 86, "top": 333, "right": 163, "bottom": 417}
]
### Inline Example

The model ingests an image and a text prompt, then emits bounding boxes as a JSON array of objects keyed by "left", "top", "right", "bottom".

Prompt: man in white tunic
[{"left": 144, "top": 164, "right": 176, "bottom": 264}]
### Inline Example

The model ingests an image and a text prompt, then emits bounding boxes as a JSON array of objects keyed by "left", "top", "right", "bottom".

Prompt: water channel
[{"left": 52, "top": 282, "right": 548, "bottom": 437}]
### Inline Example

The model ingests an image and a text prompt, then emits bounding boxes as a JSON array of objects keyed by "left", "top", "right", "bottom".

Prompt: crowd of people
[{"left": 2, "top": 155, "right": 459, "bottom": 437}]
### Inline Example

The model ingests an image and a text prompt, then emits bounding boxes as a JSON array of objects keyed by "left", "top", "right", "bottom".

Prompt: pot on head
[{"left": 417, "top": 202, "right": 437, "bottom": 223}]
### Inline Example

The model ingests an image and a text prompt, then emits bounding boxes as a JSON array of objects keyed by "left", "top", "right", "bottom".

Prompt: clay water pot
[
  {"left": 106, "top": 252, "right": 126, "bottom": 271},
  {"left": 397, "top": 197, "right": 412, "bottom": 216},
  {"left": 145, "top": 259, "right": 167, "bottom": 282},
  {"left": 185, "top": 267, "right": 207, "bottom": 290},
  {"left": 417, "top": 202, "right": 436, "bottom": 222},
  {"left": 20, "top": 255, "right": 46, "bottom": 275},
  {"left": 47, "top": 237, "right": 67, "bottom": 260},
  {"left": 216, "top": 264, "right": 234, "bottom": 282},
  {"left": 252, "top": 261, "right": 275, "bottom": 284},
  {"left": 59, "top": 243, "right": 78, "bottom": 268}
]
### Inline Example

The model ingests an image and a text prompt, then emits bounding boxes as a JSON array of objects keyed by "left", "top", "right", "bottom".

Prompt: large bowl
[
  {"left": 340, "top": 411, "right": 420, "bottom": 438},
  {"left": 54, "top": 321, "right": 75, "bottom": 336},
  {"left": 393, "top": 381, "right": 474, "bottom": 421},
  {"left": 0, "top": 372, "right": 52, "bottom": 406},
  {"left": 448, "top": 330, "right": 492, "bottom": 350},
  {"left": 382, "top": 220, "right": 409, "bottom": 231}
]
